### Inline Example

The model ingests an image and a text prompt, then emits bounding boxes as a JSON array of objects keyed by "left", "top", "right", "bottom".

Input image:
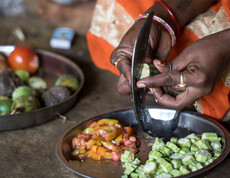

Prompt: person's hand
[
  {"left": 111, "top": 17, "right": 173, "bottom": 95},
  {"left": 136, "top": 29, "right": 230, "bottom": 109}
]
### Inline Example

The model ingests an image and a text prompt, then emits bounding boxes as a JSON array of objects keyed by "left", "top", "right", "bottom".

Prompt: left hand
[{"left": 136, "top": 29, "right": 230, "bottom": 109}]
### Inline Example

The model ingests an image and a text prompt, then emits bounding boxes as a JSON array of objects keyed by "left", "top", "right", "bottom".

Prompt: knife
[{"left": 131, "top": 11, "right": 180, "bottom": 138}]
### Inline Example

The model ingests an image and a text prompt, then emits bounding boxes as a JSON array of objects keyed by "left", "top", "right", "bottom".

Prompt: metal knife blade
[{"left": 131, "top": 11, "right": 154, "bottom": 134}]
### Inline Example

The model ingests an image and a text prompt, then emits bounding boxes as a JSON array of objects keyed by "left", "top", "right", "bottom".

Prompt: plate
[
  {"left": 0, "top": 46, "right": 84, "bottom": 131},
  {"left": 56, "top": 107, "right": 230, "bottom": 178}
]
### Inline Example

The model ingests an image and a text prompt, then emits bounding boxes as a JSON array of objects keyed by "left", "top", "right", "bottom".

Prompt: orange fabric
[
  {"left": 86, "top": 33, "right": 119, "bottom": 76},
  {"left": 211, "top": 0, "right": 221, "bottom": 13},
  {"left": 200, "top": 80, "right": 230, "bottom": 120},
  {"left": 116, "top": 0, "right": 156, "bottom": 19},
  {"left": 222, "top": 0, "right": 230, "bottom": 18},
  {"left": 168, "top": 28, "right": 199, "bottom": 61}
]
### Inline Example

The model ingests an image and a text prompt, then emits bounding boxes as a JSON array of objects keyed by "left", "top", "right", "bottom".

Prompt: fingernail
[
  {"left": 137, "top": 83, "right": 146, "bottom": 88},
  {"left": 160, "top": 61, "right": 164, "bottom": 65}
]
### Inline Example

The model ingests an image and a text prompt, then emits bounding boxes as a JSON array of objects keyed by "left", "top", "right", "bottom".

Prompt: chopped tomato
[
  {"left": 77, "top": 133, "right": 91, "bottom": 141},
  {"left": 123, "top": 139, "right": 133, "bottom": 146},
  {"left": 111, "top": 151, "right": 121, "bottom": 161},
  {"left": 129, "top": 136, "right": 137, "bottom": 142}
]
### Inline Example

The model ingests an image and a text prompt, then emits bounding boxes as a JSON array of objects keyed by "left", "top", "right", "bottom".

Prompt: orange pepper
[
  {"left": 114, "top": 133, "right": 123, "bottom": 142},
  {"left": 87, "top": 140, "right": 97, "bottom": 149},
  {"left": 90, "top": 145, "right": 98, "bottom": 152},
  {"left": 88, "top": 150, "right": 101, "bottom": 160},
  {"left": 103, "top": 152, "right": 112, "bottom": 159},
  {"left": 95, "top": 118, "right": 119, "bottom": 127},
  {"left": 97, "top": 146, "right": 107, "bottom": 156},
  {"left": 98, "top": 126, "right": 119, "bottom": 141}
]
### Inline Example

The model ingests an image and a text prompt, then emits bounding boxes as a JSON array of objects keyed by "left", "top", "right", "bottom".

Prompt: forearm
[{"left": 145, "top": 0, "right": 218, "bottom": 35}]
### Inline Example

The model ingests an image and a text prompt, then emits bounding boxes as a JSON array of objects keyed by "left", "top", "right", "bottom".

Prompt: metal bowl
[
  {"left": 0, "top": 46, "right": 84, "bottom": 131},
  {"left": 56, "top": 107, "right": 230, "bottom": 178}
]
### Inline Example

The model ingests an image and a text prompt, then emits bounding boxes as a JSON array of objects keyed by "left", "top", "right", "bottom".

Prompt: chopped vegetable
[
  {"left": 137, "top": 63, "right": 160, "bottom": 80},
  {"left": 71, "top": 118, "right": 138, "bottom": 161},
  {"left": 120, "top": 132, "right": 224, "bottom": 177}
]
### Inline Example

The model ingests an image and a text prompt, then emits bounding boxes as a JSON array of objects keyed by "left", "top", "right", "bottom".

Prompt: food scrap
[{"left": 71, "top": 118, "right": 139, "bottom": 161}]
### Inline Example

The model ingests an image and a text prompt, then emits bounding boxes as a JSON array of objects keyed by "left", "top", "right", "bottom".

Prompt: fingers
[
  {"left": 117, "top": 74, "right": 131, "bottom": 95},
  {"left": 137, "top": 70, "right": 182, "bottom": 88},
  {"left": 151, "top": 87, "right": 201, "bottom": 110}
]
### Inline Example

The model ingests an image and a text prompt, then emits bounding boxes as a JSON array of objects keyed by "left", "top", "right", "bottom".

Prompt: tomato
[
  {"left": 8, "top": 46, "right": 39, "bottom": 74},
  {"left": 111, "top": 151, "right": 121, "bottom": 161}
]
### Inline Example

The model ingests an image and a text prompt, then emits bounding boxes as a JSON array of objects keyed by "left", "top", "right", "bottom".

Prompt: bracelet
[
  {"left": 136, "top": 14, "right": 176, "bottom": 47},
  {"left": 155, "top": 0, "right": 181, "bottom": 37}
]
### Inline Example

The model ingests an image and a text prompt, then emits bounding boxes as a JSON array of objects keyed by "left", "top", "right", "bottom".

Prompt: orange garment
[{"left": 87, "top": 0, "right": 230, "bottom": 120}]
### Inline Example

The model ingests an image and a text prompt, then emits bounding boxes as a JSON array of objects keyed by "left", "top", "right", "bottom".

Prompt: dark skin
[
  {"left": 110, "top": 0, "right": 230, "bottom": 110},
  {"left": 138, "top": 29, "right": 230, "bottom": 109}
]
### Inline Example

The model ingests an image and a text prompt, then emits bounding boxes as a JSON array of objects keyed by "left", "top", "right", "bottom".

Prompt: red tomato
[
  {"left": 111, "top": 151, "right": 121, "bottom": 161},
  {"left": 8, "top": 46, "right": 39, "bottom": 74}
]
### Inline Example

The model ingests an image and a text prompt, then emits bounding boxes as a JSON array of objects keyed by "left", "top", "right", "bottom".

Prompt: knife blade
[{"left": 131, "top": 11, "right": 154, "bottom": 135}]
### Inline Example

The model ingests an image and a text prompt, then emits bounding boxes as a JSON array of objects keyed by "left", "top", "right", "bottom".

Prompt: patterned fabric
[{"left": 87, "top": 0, "right": 230, "bottom": 120}]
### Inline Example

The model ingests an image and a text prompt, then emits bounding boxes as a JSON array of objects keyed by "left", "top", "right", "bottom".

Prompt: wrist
[{"left": 145, "top": 2, "right": 178, "bottom": 37}]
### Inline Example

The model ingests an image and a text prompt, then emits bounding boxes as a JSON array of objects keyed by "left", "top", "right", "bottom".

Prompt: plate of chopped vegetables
[{"left": 56, "top": 107, "right": 230, "bottom": 178}]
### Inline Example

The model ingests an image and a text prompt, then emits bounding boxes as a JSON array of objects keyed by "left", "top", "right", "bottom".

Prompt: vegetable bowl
[
  {"left": 56, "top": 107, "right": 230, "bottom": 178},
  {"left": 0, "top": 46, "right": 84, "bottom": 131}
]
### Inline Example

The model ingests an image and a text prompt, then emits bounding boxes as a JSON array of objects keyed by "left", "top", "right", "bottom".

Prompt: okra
[
  {"left": 135, "top": 165, "right": 144, "bottom": 174},
  {"left": 211, "top": 140, "right": 222, "bottom": 152},
  {"left": 195, "top": 139, "right": 212, "bottom": 150},
  {"left": 152, "top": 137, "right": 165, "bottom": 151},
  {"left": 166, "top": 142, "right": 180, "bottom": 153},
  {"left": 179, "top": 147, "right": 190, "bottom": 154},
  {"left": 130, "top": 172, "right": 139, "bottom": 178},
  {"left": 170, "top": 169, "right": 183, "bottom": 177},
  {"left": 188, "top": 163, "right": 198, "bottom": 172},
  {"left": 159, "top": 161, "right": 173, "bottom": 173},
  {"left": 213, "top": 151, "right": 222, "bottom": 158},
  {"left": 182, "top": 155, "right": 195, "bottom": 165},
  {"left": 171, "top": 159, "right": 182, "bottom": 169},
  {"left": 149, "top": 150, "right": 163, "bottom": 159},
  {"left": 195, "top": 162, "right": 204, "bottom": 169},
  {"left": 121, "top": 150, "right": 135, "bottom": 163},
  {"left": 204, "top": 158, "right": 214, "bottom": 166},
  {"left": 190, "top": 144, "right": 199, "bottom": 152},
  {"left": 177, "top": 138, "right": 191, "bottom": 148},
  {"left": 195, "top": 149, "right": 212, "bottom": 163},
  {"left": 179, "top": 166, "right": 191, "bottom": 175},
  {"left": 159, "top": 146, "right": 172, "bottom": 156},
  {"left": 155, "top": 173, "right": 172, "bottom": 178},
  {"left": 170, "top": 138, "right": 178, "bottom": 144},
  {"left": 124, "top": 164, "right": 137, "bottom": 175},
  {"left": 201, "top": 132, "right": 219, "bottom": 142},
  {"left": 143, "top": 161, "right": 157, "bottom": 174},
  {"left": 169, "top": 153, "right": 184, "bottom": 160}
]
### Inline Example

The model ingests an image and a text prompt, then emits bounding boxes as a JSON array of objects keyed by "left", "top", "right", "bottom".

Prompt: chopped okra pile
[{"left": 121, "top": 132, "right": 225, "bottom": 178}]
